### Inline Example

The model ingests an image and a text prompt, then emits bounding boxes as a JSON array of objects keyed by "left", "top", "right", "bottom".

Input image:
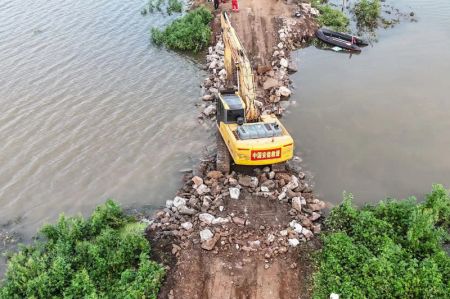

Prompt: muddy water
[
  {"left": 0, "top": 0, "right": 208, "bottom": 241},
  {"left": 286, "top": 0, "right": 450, "bottom": 204}
]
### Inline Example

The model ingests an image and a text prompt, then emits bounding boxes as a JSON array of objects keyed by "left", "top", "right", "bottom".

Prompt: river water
[
  {"left": 0, "top": 0, "right": 208, "bottom": 241},
  {"left": 286, "top": 0, "right": 450, "bottom": 204}
]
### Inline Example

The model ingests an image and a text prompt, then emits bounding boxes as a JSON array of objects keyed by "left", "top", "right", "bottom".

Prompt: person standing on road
[
  {"left": 232, "top": 0, "right": 239, "bottom": 12},
  {"left": 214, "top": 0, "right": 220, "bottom": 10}
]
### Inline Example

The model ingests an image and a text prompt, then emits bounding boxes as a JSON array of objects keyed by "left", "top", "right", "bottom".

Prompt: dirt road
[{"left": 150, "top": 1, "right": 321, "bottom": 298}]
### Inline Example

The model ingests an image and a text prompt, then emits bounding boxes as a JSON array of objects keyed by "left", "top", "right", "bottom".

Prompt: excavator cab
[{"left": 216, "top": 92, "right": 245, "bottom": 125}]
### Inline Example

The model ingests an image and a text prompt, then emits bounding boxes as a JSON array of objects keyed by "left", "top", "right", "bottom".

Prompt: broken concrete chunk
[
  {"left": 229, "top": 187, "right": 240, "bottom": 199},
  {"left": 199, "top": 213, "right": 215, "bottom": 225},
  {"left": 173, "top": 196, "right": 187, "bottom": 208},
  {"left": 288, "top": 238, "right": 300, "bottom": 247},
  {"left": 200, "top": 229, "right": 213, "bottom": 242},
  {"left": 181, "top": 222, "right": 193, "bottom": 230}
]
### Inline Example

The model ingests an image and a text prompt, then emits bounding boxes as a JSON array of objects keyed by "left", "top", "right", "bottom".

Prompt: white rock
[
  {"left": 192, "top": 176, "right": 203, "bottom": 187},
  {"left": 302, "top": 227, "right": 314, "bottom": 239},
  {"left": 209, "top": 60, "right": 218, "bottom": 69},
  {"left": 280, "top": 230, "right": 288, "bottom": 236},
  {"left": 203, "top": 105, "right": 216, "bottom": 116},
  {"left": 288, "top": 238, "right": 300, "bottom": 247},
  {"left": 267, "top": 234, "right": 275, "bottom": 243},
  {"left": 248, "top": 240, "right": 261, "bottom": 248},
  {"left": 269, "top": 171, "right": 275, "bottom": 179},
  {"left": 250, "top": 177, "right": 259, "bottom": 188},
  {"left": 166, "top": 199, "right": 174, "bottom": 208},
  {"left": 280, "top": 58, "right": 289, "bottom": 68},
  {"left": 278, "top": 191, "right": 286, "bottom": 200},
  {"left": 212, "top": 217, "right": 230, "bottom": 225},
  {"left": 330, "top": 293, "right": 340, "bottom": 299},
  {"left": 209, "top": 87, "right": 219, "bottom": 94},
  {"left": 300, "top": 197, "right": 307, "bottom": 205},
  {"left": 292, "top": 197, "right": 302, "bottom": 212},
  {"left": 178, "top": 206, "right": 196, "bottom": 215},
  {"left": 311, "top": 7, "right": 319, "bottom": 16},
  {"left": 261, "top": 186, "right": 270, "bottom": 192},
  {"left": 229, "top": 187, "right": 240, "bottom": 199},
  {"left": 290, "top": 220, "right": 303, "bottom": 234},
  {"left": 218, "top": 69, "right": 227, "bottom": 76},
  {"left": 311, "top": 212, "right": 321, "bottom": 221},
  {"left": 181, "top": 222, "right": 193, "bottom": 230},
  {"left": 173, "top": 196, "right": 187, "bottom": 208},
  {"left": 277, "top": 42, "right": 284, "bottom": 49},
  {"left": 285, "top": 175, "right": 299, "bottom": 190},
  {"left": 219, "top": 205, "right": 224, "bottom": 212},
  {"left": 200, "top": 229, "right": 213, "bottom": 241},
  {"left": 202, "top": 94, "right": 213, "bottom": 101},
  {"left": 199, "top": 213, "right": 215, "bottom": 224},
  {"left": 196, "top": 184, "right": 211, "bottom": 195},
  {"left": 279, "top": 86, "right": 292, "bottom": 97}
]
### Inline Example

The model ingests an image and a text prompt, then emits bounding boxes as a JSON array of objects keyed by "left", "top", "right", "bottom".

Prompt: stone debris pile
[{"left": 147, "top": 159, "right": 327, "bottom": 257}]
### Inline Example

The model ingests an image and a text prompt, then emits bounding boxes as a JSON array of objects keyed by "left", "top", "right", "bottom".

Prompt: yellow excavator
[{"left": 216, "top": 12, "right": 294, "bottom": 173}]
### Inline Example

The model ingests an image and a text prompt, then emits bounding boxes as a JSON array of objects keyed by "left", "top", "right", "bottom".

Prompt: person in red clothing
[{"left": 232, "top": 0, "right": 239, "bottom": 11}]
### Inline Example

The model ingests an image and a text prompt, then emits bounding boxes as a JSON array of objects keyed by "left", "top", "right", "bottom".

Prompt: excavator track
[{"left": 216, "top": 132, "right": 231, "bottom": 174}]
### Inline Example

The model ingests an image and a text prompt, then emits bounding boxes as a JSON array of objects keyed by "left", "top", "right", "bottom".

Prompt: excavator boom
[{"left": 221, "top": 12, "right": 259, "bottom": 121}]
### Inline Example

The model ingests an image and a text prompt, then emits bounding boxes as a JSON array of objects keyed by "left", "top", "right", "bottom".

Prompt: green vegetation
[
  {"left": 313, "top": 184, "right": 450, "bottom": 298},
  {"left": 167, "top": 0, "right": 183, "bottom": 15},
  {"left": 354, "top": 0, "right": 381, "bottom": 28},
  {"left": 311, "top": 0, "right": 349, "bottom": 32},
  {"left": 141, "top": 0, "right": 183, "bottom": 15},
  {"left": 151, "top": 6, "right": 213, "bottom": 52},
  {"left": 0, "top": 200, "right": 165, "bottom": 298}
]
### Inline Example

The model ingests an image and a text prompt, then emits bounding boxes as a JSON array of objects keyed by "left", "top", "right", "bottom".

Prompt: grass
[
  {"left": 313, "top": 184, "right": 450, "bottom": 298},
  {"left": 141, "top": 0, "right": 183, "bottom": 15},
  {"left": 354, "top": 0, "right": 381, "bottom": 28},
  {"left": 0, "top": 200, "right": 165, "bottom": 298},
  {"left": 151, "top": 6, "right": 213, "bottom": 52},
  {"left": 311, "top": 0, "right": 350, "bottom": 32}
]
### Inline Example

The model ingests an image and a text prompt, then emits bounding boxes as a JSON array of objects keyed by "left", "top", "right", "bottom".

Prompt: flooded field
[
  {"left": 0, "top": 0, "right": 208, "bottom": 241},
  {"left": 286, "top": 0, "right": 450, "bottom": 204}
]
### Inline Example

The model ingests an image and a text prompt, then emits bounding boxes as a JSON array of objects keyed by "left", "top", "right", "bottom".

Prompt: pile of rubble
[
  {"left": 257, "top": 14, "right": 318, "bottom": 115},
  {"left": 198, "top": 6, "right": 318, "bottom": 121},
  {"left": 198, "top": 37, "right": 227, "bottom": 121},
  {"left": 147, "top": 158, "right": 327, "bottom": 257}
]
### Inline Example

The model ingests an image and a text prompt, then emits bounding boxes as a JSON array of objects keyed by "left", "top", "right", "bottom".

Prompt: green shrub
[
  {"left": 354, "top": 0, "right": 381, "bottom": 28},
  {"left": 167, "top": 0, "right": 183, "bottom": 15},
  {"left": 311, "top": 0, "right": 350, "bottom": 32},
  {"left": 0, "top": 200, "right": 165, "bottom": 298},
  {"left": 313, "top": 184, "right": 450, "bottom": 298},
  {"left": 142, "top": 0, "right": 183, "bottom": 15},
  {"left": 151, "top": 6, "right": 213, "bottom": 52}
]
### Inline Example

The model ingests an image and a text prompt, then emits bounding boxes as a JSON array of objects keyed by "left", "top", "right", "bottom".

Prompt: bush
[
  {"left": 167, "top": 0, "right": 183, "bottom": 15},
  {"left": 0, "top": 200, "right": 165, "bottom": 298},
  {"left": 313, "top": 184, "right": 450, "bottom": 298},
  {"left": 311, "top": 0, "right": 350, "bottom": 32},
  {"left": 354, "top": 0, "right": 381, "bottom": 28},
  {"left": 151, "top": 6, "right": 213, "bottom": 52}
]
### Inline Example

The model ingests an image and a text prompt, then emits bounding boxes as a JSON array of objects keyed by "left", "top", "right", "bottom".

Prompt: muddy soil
[{"left": 149, "top": 193, "right": 320, "bottom": 299}]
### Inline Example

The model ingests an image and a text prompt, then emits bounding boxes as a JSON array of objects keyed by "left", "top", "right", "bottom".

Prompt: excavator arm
[{"left": 221, "top": 12, "right": 260, "bottom": 121}]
